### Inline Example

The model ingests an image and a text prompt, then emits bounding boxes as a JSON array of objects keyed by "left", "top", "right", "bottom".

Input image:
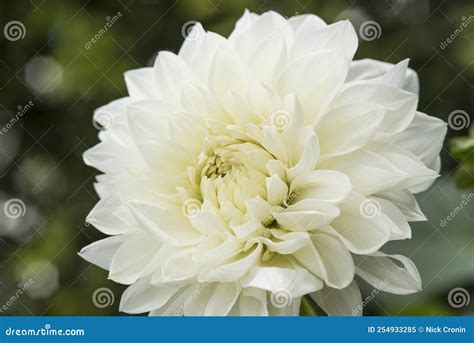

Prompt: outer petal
[
  {"left": 120, "top": 276, "right": 181, "bottom": 314},
  {"left": 391, "top": 111, "right": 447, "bottom": 171},
  {"left": 183, "top": 282, "right": 241, "bottom": 316},
  {"left": 353, "top": 252, "right": 422, "bottom": 295},
  {"left": 238, "top": 287, "right": 269, "bottom": 316},
  {"left": 317, "top": 103, "right": 385, "bottom": 156},
  {"left": 108, "top": 234, "right": 160, "bottom": 284},
  {"left": 124, "top": 68, "right": 157, "bottom": 99},
  {"left": 79, "top": 235, "right": 126, "bottom": 271},
  {"left": 128, "top": 201, "right": 203, "bottom": 246},
  {"left": 294, "top": 233, "right": 355, "bottom": 289},
  {"left": 230, "top": 11, "right": 294, "bottom": 62},
  {"left": 291, "top": 20, "right": 358, "bottom": 62},
  {"left": 310, "top": 280, "right": 362, "bottom": 316},
  {"left": 278, "top": 50, "right": 349, "bottom": 125},
  {"left": 241, "top": 267, "right": 323, "bottom": 298},
  {"left": 288, "top": 14, "right": 327, "bottom": 36},
  {"left": 329, "top": 193, "right": 392, "bottom": 254},
  {"left": 334, "top": 83, "right": 418, "bottom": 135},
  {"left": 376, "top": 189, "right": 426, "bottom": 222},
  {"left": 347, "top": 58, "right": 419, "bottom": 94}
]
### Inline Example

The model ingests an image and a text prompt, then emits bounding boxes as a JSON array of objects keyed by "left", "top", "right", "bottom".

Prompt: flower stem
[{"left": 300, "top": 296, "right": 318, "bottom": 316}]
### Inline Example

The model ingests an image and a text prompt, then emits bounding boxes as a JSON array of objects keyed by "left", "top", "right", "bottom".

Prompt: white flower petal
[
  {"left": 288, "top": 14, "right": 327, "bottom": 36},
  {"left": 335, "top": 83, "right": 418, "bottom": 135},
  {"left": 79, "top": 235, "right": 126, "bottom": 271},
  {"left": 311, "top": 233, "right": 355, "bottom": 288},
  {"left": 178, "top": 22, "right": 206, "bottom": 63},
  {"left": 317, "top": 103, "right": 385, "bottom": 156},
  {"left": 354, "top": 252, "right": 422, "bottom": 295},
  {"left": 183, "top": 282, "right": 241, "bottom": 316},
  {"left": 241, "top": 267, "right": 323, "bottom": 297},
  {"left": 330, "top": 192, "right": 391, "bottom": 254},
  {"left": 247, "top": 32, "right": 287, "bottom": 87},
  {"left": 231, "top": 11, "right": 294, "bottom": 62},
  {"left": 272, "top": 200, "right": 340, "bottom": 231},
  {"left": 290, "top": 170, "right": 351, "bottom": 203},
  {"left": 109, "top": 234, "right": 160, "bottom": 284},
  {"left": 124, "top": 68, "right": 157, "bottom": 99},
  {"left": 200, "top": 244, "right": 263, "bottom": 283},
  {"left": 153, "top": 51, "right": 193, "bottom": 103},
  {"left": 291, "top": 20, "right": 358, "bottom": 61},
  {"left": 376, "top": 189, "right": 426, "bottom": 222},
  {"left": 266, "top": 174, "right": 289, "bottom": 206},
  {"left": 238, "top": 287, "right": 269, "bottom": 316},
  {"left": 347, "top": 58, "right": 419, "bottom": 94},
  {"left": 278, "top": 50, "right": 349, "bottom": 124},
  {"left": 120, "top": 277, "right": 180, "bottom": 314},
  {"left": 392, "top": 111, "right": 447, "bottom": 170},
  {"left": 293, "top": 233, "right": 354, "bottom": 289},
  {"left": 209, "top": 45, "right": 248, "bottom": 98},
  {"left": 310, "top": 280, "right": 362, "bottom": 316},
  {"left": 128, "top": 201, "right": 203, "bottom": 246}
]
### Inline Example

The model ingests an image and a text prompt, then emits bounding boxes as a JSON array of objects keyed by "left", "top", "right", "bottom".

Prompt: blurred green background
[{"left": 0, "top": 0, "right": 472, "bottom": 316}]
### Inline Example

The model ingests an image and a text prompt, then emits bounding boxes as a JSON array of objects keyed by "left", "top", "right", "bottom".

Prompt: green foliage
[{"left": 450, "top": 125, "right": 474, "bottom": 188}]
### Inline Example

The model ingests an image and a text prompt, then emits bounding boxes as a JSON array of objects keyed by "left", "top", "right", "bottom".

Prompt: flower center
[{"left": 202, "top": 147, "right": 242, "bottom": 179}]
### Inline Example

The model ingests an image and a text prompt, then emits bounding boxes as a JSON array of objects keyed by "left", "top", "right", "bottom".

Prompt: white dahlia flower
[{"left": 80, "top": 10, "right": 447, "bottom": 316}]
